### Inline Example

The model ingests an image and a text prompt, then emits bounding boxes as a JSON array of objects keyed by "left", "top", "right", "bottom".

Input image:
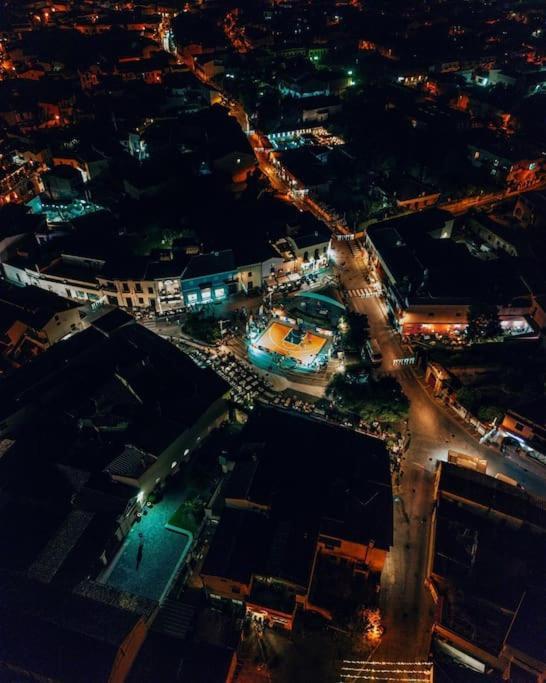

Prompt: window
[
  {"left": 148, "top": 287, "right": 154, "bottom": 294},
  {"left": 138, "top": 297, "right": 144, "bottom": 305},
  {"left": 428, "top": 312, "right": 434, "bottom": 317},
  {"left": 303, "top": 251, "right": 309, "bottom": 261},
  {"left": 122, "top": 283, "right": 130, "bottom": 293},
  {"left": 125, "top": 298, "right": 132, "bottom": 308},
  {"left": 314, "top": 248, "right": 320, "bottom": 260},
  {"left": 135, "top": 283, "right": 143, "bottom": 293},
  {"left": 107, "top": 296, "right": 117, "bottom": 305},
  {"left": 214, "top": 287, "right": 225, "bottom": 299},
  {"left": 515, "top": 422, "right": 524, "bottom": 432},
  {"left": 247, "top": 271, "right": 253, "bottom": 277},
  {"left": 186, "top": 292, "right": 198, "bottom": 304},
  {"left": 201, "top": 288, "right": 212, "bottom": 302}
]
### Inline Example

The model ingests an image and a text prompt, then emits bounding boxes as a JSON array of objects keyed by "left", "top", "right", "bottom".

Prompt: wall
[
  {"left": 237, "top": 262, "right": 263, "bottom": 292},
  {"left": 109, "top": 618, "right": 148, "bottom": 683},
  {"left": 201, "top": 573, "right": 248, "bottom": 601},
  {"left": 98, "top": 277, "right": 158, "bottom": 311},
  {"left": 318, "top": 537, "right": 388, "bottom": 573},
  {"left": 501, "top": 413, "right": 535, "bottom": 442},
  {"left": 181, "top": 271, "right": 237, "bottom": 306},
  {"left": 137, "top": 396, "right": 229, "bottom": 497},
  {"left": 43, "top": 307, "right": 83, "bottom": 345}
]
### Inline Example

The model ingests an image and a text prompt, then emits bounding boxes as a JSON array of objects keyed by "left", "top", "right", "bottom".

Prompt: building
[
  {"left": 0, "top": 310, "right": 230, "bottom": 499},
  {"left": 0, "top": 573, "right": 148, "bottom": 683},
  {"left": 498, "top": 399, "right": 546, "bottom": 468},
  {"left": 181, "top": 250, "right": 238, "bottom": 308},
  {"left": 97, "top": 257, "right": 158, "bottom": 311},
  {"left": 201, "top": 409, "right": 393, "bottom": 629},
  {"left": 0, "top": 284, "right": 83, "bottom": 369},
  {"left": 426, "top": 461, "right": 546, "bottom": 680},
  {"left": 513, "top": 190, "right": 546, "bottom": 229},
  {"left": 365, "top": 209, "right": 532, "bottom": 337},
  {"left": 466, "top": 213, "right": 520, "bottom": 258},
  {"left": 269, "top": 227, "right": 331, "bottom": 284},
  {"left": 468, "top": 134, "right": 545, "bottom": 189}
]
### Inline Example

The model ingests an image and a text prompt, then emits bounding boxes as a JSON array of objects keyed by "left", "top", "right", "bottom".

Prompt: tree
[
  {"left": 327, "top": 375, "right": 409, "bottom": 424},
  {"left": 182, "top": 311, "right": 221, "bottom": 344},
  {"left": 340, "top": 311, "right": 369, "bottom": 353},
  {"left": 455, "top": 386, "right": 481, "bottom": 414},
  {"left": 466, "top": 302, "right": 502, "bottom": 341}
]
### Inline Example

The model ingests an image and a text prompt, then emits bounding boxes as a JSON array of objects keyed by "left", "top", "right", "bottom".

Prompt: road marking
[{"left": 347, "top": 287, "right": 380, "bottom": 299}]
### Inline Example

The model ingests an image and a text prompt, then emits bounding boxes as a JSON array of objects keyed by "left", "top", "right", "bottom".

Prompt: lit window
[
  {"left": 201, "top": 288, "right": 212, "bottom": 302},
  {"left": 186, "top": 292, "right": 198, "bottom": 304},
  {"left": 214, "top": 287, "right": 225, "bottom": 299}
]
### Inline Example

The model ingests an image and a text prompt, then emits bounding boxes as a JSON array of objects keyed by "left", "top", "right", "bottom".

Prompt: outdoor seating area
[{"left": 182, "top": 345, "right": 276, "bottom": 405}]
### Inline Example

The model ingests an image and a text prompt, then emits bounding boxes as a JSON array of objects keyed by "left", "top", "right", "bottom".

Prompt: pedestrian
[{"left": 136, "top": 541, "right": 144, "bottom": 570}]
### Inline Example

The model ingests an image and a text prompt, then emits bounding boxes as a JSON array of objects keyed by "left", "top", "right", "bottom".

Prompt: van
[{"left": 364, "top": 338, "right": 382, "bottom": 366}]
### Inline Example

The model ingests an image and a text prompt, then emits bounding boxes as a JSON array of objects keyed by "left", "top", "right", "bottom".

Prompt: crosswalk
[{"left": 347, "top": 287, "right": 380, "bottom": 299}]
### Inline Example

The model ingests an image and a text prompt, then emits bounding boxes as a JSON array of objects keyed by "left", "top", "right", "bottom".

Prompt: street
[{"left": 334, "top": 239, "right": 546, "bottom": 663}]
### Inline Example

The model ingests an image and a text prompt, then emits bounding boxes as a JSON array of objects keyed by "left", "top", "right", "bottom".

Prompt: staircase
[{"left": 152, "top": 598, "right": 196, "bottom": 639}]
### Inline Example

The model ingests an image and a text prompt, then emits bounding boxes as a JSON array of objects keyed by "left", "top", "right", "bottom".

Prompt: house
[
  {"left": 201, "top": 409, "right": 393, "bottom": 629},
  {"left": 271, "top": 227, "right": 331, "bottom": 278},
  {"left": 97, "top": 257, "right": 158, "bottom": 311},
  {"left": 468, "top": 133, "right": 545, "bottom": 189},
  {"left": 0, "top": 284, "right": 83, "bottom": 369},
  {"left": 299, "top": 95, "right": 342, "bottom": 123},
  {"left": 0, "top": 573, "right": 148, "bottom": 683},
  {"left": 498, "top": 398, "right": 546, "bottom": 468},
  {"left": 426, "top": 461, "right": 546, "bottom": 680}
]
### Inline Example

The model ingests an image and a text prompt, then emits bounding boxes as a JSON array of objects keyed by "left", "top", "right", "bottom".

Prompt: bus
[{"left": 364, "top": 338, "right": 383, "bottom": 366}]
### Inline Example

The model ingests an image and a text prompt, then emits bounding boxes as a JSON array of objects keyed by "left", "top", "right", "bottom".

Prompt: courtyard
[{"left": 100, "top": 487, "right": 192, "bottom": 603}]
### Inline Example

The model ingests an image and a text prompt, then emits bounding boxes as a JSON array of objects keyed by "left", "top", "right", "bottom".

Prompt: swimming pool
[{"left": 101, "top": 491, "right": 193, "bottom": 603}]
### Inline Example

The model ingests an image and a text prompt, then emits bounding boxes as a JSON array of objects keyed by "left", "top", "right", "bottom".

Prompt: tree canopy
[
  {"left": 466, "top": 302, "right": 502, "bottom": 341},
  {"left": 327, "top": 374, "right": 409, "bottom": 424}
]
